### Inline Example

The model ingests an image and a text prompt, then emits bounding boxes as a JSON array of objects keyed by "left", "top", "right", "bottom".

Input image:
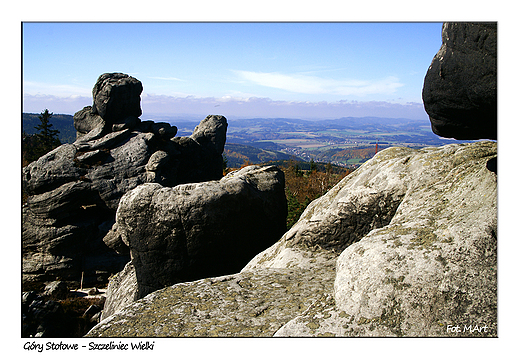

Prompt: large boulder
[
  {"left": 277, "top": 142, "right": 497, "bottom": 337},
  {"left": 109, "top": 165, "right": 287, "bottom": 300},
  {"left": 422, "top": 22, "right": 497, "bottom": 140},
  {"left": 168, "top": 115, "right": 227, "bottom": 185},
  {"left": 92, "top": 73, "right": 143, "bottom": 126},
  {"left": 88, "top": 141, "right": 496, "bottom": 337}
]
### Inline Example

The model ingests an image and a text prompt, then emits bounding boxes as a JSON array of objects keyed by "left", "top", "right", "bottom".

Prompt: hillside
[
  {"left": 23, "top": 113, "right": 76, "bottom": 144},
  {"left": 169, "top": 116, "right": 468, "bottom": 166},
  {"left": 224, "top": 143, "right": 299, "bottom": 168}
]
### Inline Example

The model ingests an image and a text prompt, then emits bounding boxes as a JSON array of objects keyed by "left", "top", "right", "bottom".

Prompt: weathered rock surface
[
  {"left": 92, "top": 73, "right": 143, "bottom": 125},
  {"left": 88, "top": 141, "right": 496, "bottom": 337},
  {"left": 90, "top": 267, "right": 335, "bottom": 337},
  {"left": 109, "top": 165, "right": 287, "bottom": 301},
  {"left": 100, "top": 262, "right": 139, "bottom": 321},
  {"left": 42, "top": 281, "right": 69, "bottom": 300},
  {"left": 73, "top": 106, "right": 105, "bottom": 139},
  {"left": 422, "top": 22, "right": 497, "bottom": 140},
  {"left": 276, "top": 142, "right": 497, "bottom": 337},
  {"left": 22, "top": 72, "right": 228, "bottom": 284}
]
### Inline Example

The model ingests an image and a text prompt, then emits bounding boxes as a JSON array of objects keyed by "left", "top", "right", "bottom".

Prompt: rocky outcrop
[
  {"left": 422, "top": 22, "right": 497, "bottom": 140},
  {"left": 100, "top": 165, "right": 287, "bottom": 316},
  {"left": 88, "top": 141, "right": 497, "bottom": 337},
  {"left": 92, "top": 73, "right": 143, "bottom": 125},
  {"left": 276, "top": 142, "right": 497, "bottom": 337},
  {"left": 22, "top": 73, "right": 228, "bottom": 284}
]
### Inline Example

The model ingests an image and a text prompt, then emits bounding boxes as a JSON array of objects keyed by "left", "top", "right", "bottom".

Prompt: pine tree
[
  {"left": 34, "top": 109, "right": 61, "bottom": 154},
  {"left": 23, "top": 109, "right": 62, "bottom": 166}
]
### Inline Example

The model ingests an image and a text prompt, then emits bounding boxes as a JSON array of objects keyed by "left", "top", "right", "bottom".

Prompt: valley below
[
  {"left": 173, "top": 116, "right": 468, "bottom": 167},
  {"left": 24, "top": 113, "right": 468, "bottom": 168}
]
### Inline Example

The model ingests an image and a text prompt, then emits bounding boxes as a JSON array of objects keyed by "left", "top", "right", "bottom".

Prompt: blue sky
[{"left": 23, "top": 22, "right": 443, "bottom": 120}]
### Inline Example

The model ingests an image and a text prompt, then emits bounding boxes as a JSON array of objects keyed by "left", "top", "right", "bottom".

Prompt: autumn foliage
[{"left": 282, "top": 160, "right": 351, "bottom": 229}]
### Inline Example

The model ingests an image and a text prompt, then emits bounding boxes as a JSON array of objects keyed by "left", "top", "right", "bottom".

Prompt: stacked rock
[{"left": 22, "top": 73, "right": 228, "bottom": 285}]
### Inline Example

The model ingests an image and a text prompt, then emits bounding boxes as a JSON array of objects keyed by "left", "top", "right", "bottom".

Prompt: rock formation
[
  {"left": 422, "top": 22, "right": 497, "bottom": 140},
  {"left": 117, "top": 165, "right": 287, "bottom": 299},
  {"left": 100, "top": 165, "right": 287, "bottom": 319},
  {"left": 22, "top": 72, "right": 228, "bottom": 284},
  {"left": 88, "top": 141, "right": 497, "bottom": 337}
]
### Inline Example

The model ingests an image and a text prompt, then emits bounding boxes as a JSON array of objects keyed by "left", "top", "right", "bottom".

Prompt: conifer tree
[
  {"left": 23, "top": 109, "right": 62, "bottom": 165},
  {"left": 34, "top": 109, "right": 61, "bottom": 153}
]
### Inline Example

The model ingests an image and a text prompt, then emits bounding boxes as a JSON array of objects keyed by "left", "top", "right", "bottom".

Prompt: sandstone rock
[
  {"left": 422, "top": 22, "right": 497, "bottom": 140},
  {"left": 73, "top": 106, "right": 105, "bottom": 139},
  {"left": 89, "top": 267, "right": 335, "bottom": 337},
  {"left": 168, "top": 115, "right": 226, "bottom": 185},
  {"left": 101, "top": 221, "right": 129, "bottom": 255},
  {"left": 42, "top": 281, "right": 69, "bottom": 300},
  {"left": 83, "top": 304, "right": 102, "bottom": 319},
  {"left": 145, "top": 150, "right": 170, "bottom": 183},
  {"left": 191, "top": 114, "right": 227, "bottom": 154},
  {"left": 23, "top": 74, "right": 228, "bottom": 284},
  {"left": 100, "top": 262, "right": 138, "bottom": 320},
  {"left": 92, "top": 73, "right": 143, "bottom": 125},
  {"left": 113, "top": 165, "right": 287, "bottom": 299},
  {"left": 23, "top": 144, "right": 84, "bottom": 196},
  {"left": 150, "top": 122, "right": 178, "bottom": 139},
  {"left": 276, "top": 142, "right": 497, "bottom": 337},
  {"left": 88, "top": 141, "right": 496, "bottom": 337}
]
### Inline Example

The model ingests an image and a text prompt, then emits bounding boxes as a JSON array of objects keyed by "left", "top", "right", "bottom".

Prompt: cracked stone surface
[{"left": 88, "top": 266, "right": 335, "bottom": 337}]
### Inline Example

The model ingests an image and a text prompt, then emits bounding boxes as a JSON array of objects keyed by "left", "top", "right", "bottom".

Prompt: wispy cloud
[
  {"left": 23, "top": 93, "right": 428, "bottom": 120},
  {"left": 23, "top": 81, "right": 91, "bottom": 97},
  {"left": 148, "top": 76, "right": 185, "bottom": 82},
  {"left": 233, "top": 70, "right": 404, "bottom": 97},
  {"left": 23, "top": 93, "right": 92, "bottom": 114},
  {"left": 140, "top": 94, "right": 428, "bottom": 120}
]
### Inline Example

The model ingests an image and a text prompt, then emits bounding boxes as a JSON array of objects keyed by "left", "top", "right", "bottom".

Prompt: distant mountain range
[
  {"left": 178, "top": 116, "right": 467, "bottom": 166},
  {"left": 23, "top": 113, "right": 467, "bottom": 168}
]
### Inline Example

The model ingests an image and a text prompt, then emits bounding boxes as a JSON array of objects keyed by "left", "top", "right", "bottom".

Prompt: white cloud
[
  {"left": 148, "top": 76, "right": 185, "bottom": 82},
  {"left": 22, "top": 92, "right": 428, "bottom": 121},
  {"left": 23, "top": 81, "right": 91, "bottom": 97},
  {"left": 233, "top": 70, "right": 404, "bottom": 97},
  {"left": 23, "top": 94, "right": 91, "bottom": 114},
  {"left": 140, "top": 94, "right": 428, "bottom": 120}
]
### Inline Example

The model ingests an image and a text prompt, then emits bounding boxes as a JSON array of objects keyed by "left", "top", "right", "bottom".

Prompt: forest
[
  {"left": 22, "top": 110, "right": 62, "bottom": 167},
  {"left": 225, "top": 159, "right": 352, "bottom": 229},
  {"left": 282, "top": 161, "right": 351, "bottom": 229}
]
